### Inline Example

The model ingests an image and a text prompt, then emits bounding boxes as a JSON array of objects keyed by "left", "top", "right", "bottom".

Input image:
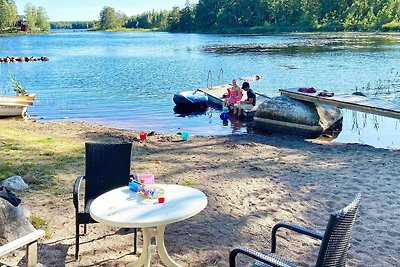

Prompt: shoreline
[
  {"left": 2, "top": 28, "right": 400, "bottom": 37},
  {"left": 34, "top": 113, "right": 400, "bottom": 151},
  {"left": 0, "top": 119, "right": 399, "bottom": 266}
]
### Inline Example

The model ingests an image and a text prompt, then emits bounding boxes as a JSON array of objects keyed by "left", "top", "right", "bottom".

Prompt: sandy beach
[{"left": 1, "top": 119, "right": 399, "bottom": 266}]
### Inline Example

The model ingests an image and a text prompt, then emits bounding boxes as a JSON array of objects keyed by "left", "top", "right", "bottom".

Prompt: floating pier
[
  {"left": 280, "top": 88, "right": 400, "bottom": 119},
  {"left": 197, "top": 84, "right": 231, "bottom": 105},
  {"left": 197, "top": 85, "right": 269, "bottom": 117}
]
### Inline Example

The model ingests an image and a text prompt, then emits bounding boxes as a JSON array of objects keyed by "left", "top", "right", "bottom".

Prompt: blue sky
[{"left": 15, "top": 0, "right": 198, "bottom": 21}]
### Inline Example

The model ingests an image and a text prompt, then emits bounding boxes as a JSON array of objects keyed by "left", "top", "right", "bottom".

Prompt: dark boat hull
[{"left": 173, "top": 91, "right": 208, "bottom": 109}]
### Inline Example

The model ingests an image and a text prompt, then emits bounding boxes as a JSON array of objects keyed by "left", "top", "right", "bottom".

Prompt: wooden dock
[
  {"left": 197, "top": 84, "right": 232, "bottom": 106},
  {"left": 197, "top": 85, "right": 269, "bottom": 117},
  {"left": 280, "top": 88, "right": 400, "bottom": 119}
]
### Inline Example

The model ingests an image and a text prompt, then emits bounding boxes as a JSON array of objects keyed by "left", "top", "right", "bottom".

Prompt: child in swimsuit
[{"left": 224, "top": 79, "right": 243, "bottom": 107}]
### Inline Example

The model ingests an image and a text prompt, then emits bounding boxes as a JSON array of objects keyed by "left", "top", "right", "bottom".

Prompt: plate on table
[{"left": 137, "top": 185, "right": 165, "bottom": 199}]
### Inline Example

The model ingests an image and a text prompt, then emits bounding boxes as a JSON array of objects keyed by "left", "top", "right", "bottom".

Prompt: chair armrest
[
  {"left": 0, "top": 230, "right": 45, "bottom": 256},
  {"left": 229, "top": 247, "right": 297, "bottom": 267},
  {"left": 271, "top": 222, "right": 323, "bottom": 253},
  {"left": 73, "top": 176, "right": 85, "bottom": 211}
]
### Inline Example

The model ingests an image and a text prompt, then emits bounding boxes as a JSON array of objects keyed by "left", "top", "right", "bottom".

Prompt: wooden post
[
  {"left": 0, "top": 230, "right": 44, "bottom": 267},
  {"left": 26, "top": 240, "right": 38, "bottom": 267}
]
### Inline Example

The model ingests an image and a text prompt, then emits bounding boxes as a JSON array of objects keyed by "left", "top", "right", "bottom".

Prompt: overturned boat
[
  {"left": 254, "top": 96, "right": 343, "bottom": 138},
  {"left": 173, "top": 90, "right": 208, "bottom": 109}
]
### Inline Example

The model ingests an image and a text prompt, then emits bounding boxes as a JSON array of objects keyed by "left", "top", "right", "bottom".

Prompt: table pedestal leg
[
  {"left": 156, "top": 225, "right": 182, "bottom": 267},
  {"left": 127, "top": 225, "right": 181, "bottom": 267},
  {"left": 127, "top": 227, "right": 154, "bottom": 267}
]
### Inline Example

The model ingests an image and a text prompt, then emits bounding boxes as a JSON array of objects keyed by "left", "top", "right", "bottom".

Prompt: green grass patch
[
  {"left": 31, "top": 215, "right": 46, "bottom": 228},
  {"left": 382, "top": 21, "right": 400, "bottom": 31},
  {"left": 0, "top": 28, "right": 50, "bottom": 36},
  {"left": 31, "top": 216, "right": 52, "bottom": 239},
  {"left": 0, "top": 126, "right": 84, "bottom": 190},
  {"left": 0, "top": 28, "right": 24, "bottom": 36},
  {"left": 182, "top": 177, "right": 196, "bottom": 185}
]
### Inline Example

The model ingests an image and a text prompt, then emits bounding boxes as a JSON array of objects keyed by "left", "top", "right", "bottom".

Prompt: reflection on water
[
  {"left": 174, "top": 105, "right": 250, "bottom": 134},
  {"left": 334, "top": 109, "right": 400, "bottom": 149},
  {"left": 173, "top": 106, "right": 208, "bottom": 118},
  {"left": 228, "top": 116, "right": 245, "bottom": 132},
  {"left": 204, "top": 32, "right": 400, "bottom": 55}
]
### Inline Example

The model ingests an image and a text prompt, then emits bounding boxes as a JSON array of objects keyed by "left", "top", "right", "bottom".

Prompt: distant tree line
[
  {"left": 50, "top": 21, "right": 95, "bottom": 29},
  {"left": 98, "top": 0, "right": 400, "bottom": 32},
  {"left": 0, "top": 1, "right": 50, "bottom": 32}
]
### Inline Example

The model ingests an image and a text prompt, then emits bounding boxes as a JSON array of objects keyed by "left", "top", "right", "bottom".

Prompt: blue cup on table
[
  {"left": 128, "top": 180, "right": 141, "bottom": 192},
  {"left": 181, "top": 131, "right": 189, "bottom": 141}
]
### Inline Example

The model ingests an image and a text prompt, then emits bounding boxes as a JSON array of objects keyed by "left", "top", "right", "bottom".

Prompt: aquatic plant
[
  {"left": 354, "top": 68, "right": 400, "bottom": 97},
  {"left": 9, "top": 73, "right": 27, "bottom": 95}
]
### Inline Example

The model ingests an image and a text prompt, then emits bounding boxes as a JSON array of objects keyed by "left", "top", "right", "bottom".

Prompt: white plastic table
[{"left": 90, "top": 184, "right": 208, "bottom": 267}]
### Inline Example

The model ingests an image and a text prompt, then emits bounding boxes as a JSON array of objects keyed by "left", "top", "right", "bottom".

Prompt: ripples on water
[{"left": 1, "top": 31, "right": 400, "bottom": 149}]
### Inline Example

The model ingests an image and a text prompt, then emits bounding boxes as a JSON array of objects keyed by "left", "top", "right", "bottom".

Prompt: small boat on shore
[
  {"left": 0, "top": 94, "right": 36, "bottom": 105},
  {"left": 173, "top": 90, "right": 208, "bottom": 109},
  {"left": 17, "top": 93, "right": 36, "bottom": 101},
  {"left": 0, "top": 103, "right": 28, "bottom": 117}
]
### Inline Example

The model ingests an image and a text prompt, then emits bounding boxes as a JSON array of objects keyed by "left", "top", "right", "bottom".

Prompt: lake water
[{"left": 1, "top": 31, "right": 400, "bottom": 149}]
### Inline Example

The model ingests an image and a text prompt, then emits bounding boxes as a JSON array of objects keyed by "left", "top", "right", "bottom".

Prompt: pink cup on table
[{"left": 137, "top": 174, "right": 155, "bottom": 184}]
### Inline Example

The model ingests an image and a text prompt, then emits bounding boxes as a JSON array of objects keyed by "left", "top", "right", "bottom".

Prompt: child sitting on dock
[
  {"left": 223, "top": 79, "right": 243, "bottom": 107},
  {"left": 240, "top": 82, "right": 256, "bottom": 106},
  {"left": 233, "top": 82, "right": 257, "bottom": 116}
]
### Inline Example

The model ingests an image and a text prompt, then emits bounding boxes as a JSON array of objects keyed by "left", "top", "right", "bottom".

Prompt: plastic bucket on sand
[
  {"left": 140, "top": 132, "right": 147, "bottom": 141},
  {"left": 181, "top": 131, "right": 189, "bottom": 141}
]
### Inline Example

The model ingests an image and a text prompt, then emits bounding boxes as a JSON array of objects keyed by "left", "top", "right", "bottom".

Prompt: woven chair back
[
  {"left": 316, "top": 194, "right": 361, "bottom": 267},
  {"left": 84, "top": 143, "right": 132, "bottom": 204}
]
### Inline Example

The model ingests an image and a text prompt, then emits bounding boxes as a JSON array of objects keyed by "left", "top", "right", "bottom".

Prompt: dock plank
[
  {"left": 197, "top": 85, "right": 232, "bottom": 106},
  {"left": 280, "top": 88, "right": 400, "bottom": 119}
]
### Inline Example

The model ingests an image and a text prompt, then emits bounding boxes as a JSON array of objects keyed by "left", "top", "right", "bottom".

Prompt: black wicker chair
[
  {"left": 73, "top": 143, "right": 138, "bottom": 260},
  {"left": 229, "top": 194, "right": 361, "bottom": 267}
]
